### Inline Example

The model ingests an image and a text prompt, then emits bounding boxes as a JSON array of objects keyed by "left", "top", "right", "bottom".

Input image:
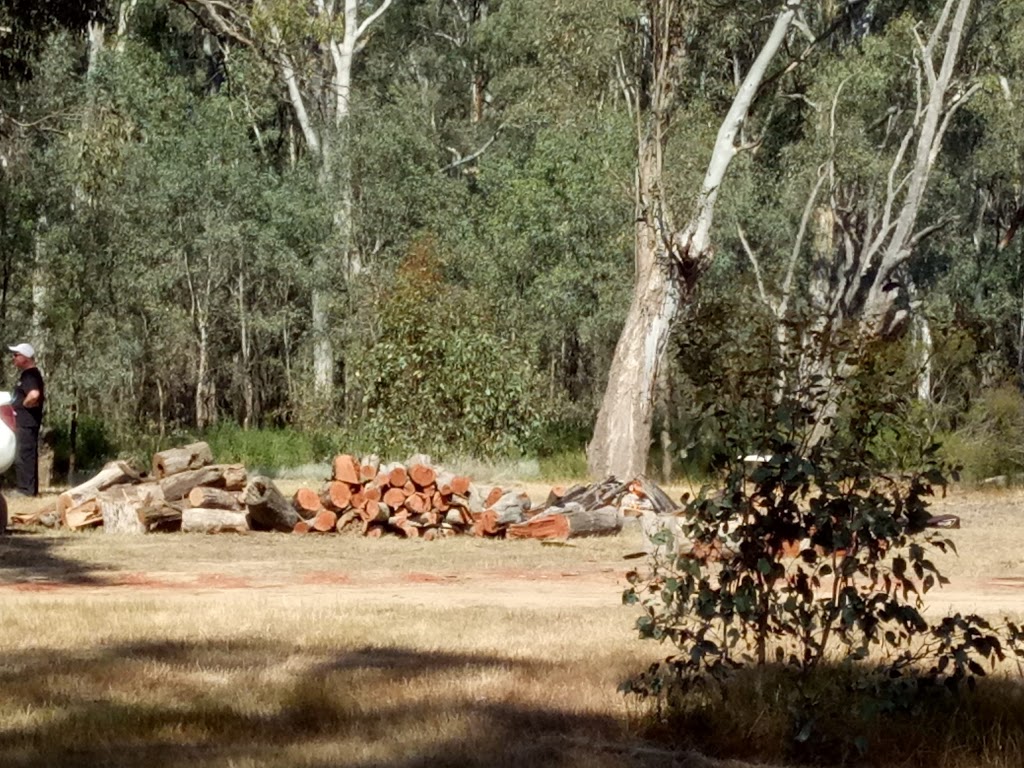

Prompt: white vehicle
[{"left": 0, "top": 391, "right": 16, "bottom": 533}]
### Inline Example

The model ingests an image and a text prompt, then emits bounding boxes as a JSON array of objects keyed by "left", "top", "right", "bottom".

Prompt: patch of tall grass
[{"left": 632, "top": 663, "right": 1024, "bottom": 768}]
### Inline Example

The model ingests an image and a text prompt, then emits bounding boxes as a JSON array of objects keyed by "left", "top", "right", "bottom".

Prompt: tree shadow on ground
[
  {"left": 0, "top": 528, "right": 108, "bottom": 585},
  {"left": 0, "top": 639, "right": 701, "bottom": 768}
]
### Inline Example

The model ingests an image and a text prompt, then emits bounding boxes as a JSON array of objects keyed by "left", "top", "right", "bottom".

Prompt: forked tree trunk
[
  {"left": 588, "top": 3, "right": 801, "bottom": 480},
  {"left": 798, "top": 0, "right": 974, "bottom": 447}
]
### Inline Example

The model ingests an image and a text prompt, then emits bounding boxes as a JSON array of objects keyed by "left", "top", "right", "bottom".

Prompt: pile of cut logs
[
  {"left": 39, "top": 441, "right": 678, "bottom": 541},
  {"left": 291, "top": 453, "right": 480, "bottom": 539},
  {"left": 56, "top": 442, "right": 253, "bottom": 533},
  {"left": 288, "top": 459, "right": 678, "bottom": 540}
]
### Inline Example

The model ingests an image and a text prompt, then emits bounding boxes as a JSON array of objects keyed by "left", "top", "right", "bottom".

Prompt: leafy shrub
[
  {"left": 622, "top": 383, "right": 1024, "bottom": 764},
  {"left": 349, "top": 237, "right": 546, "bottom": 460},
  {"left": 938, "top": 383, "right": 1024, "bottom": 482},
  {"left": 203, "top": 423, "right": 329, "bottom": 471}
]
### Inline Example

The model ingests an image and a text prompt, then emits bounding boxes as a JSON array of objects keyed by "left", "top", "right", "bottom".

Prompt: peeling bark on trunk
[
  {"left": 797, "top": 0, "right": 974, "bottom": 446},
  {"left": 588, "top": 3, "right": 801, "bottom": 480}
]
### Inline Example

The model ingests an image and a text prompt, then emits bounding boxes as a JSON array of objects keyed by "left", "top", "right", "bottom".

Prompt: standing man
[{"left": 9, "top": 342, "right": 44, "bottom": 497}]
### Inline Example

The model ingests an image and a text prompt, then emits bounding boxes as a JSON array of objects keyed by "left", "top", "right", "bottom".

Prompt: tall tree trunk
[{"left": 588, "top": 3, "right": 801, "bottom": 480}]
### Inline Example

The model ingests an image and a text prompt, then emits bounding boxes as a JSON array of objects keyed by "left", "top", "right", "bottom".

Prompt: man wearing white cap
[{"left": 9, "top": 342, "right": 44, "bottom": 496}]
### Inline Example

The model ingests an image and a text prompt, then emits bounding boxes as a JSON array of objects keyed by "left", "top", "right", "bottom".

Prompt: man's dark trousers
[{"left": 15, "top": 424, "right": 39, "bottom": 496}]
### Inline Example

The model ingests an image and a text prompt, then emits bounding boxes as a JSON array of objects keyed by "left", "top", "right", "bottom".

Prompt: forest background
[{"left": 1, "top": 0, "right": 1022, "bottom": 484}]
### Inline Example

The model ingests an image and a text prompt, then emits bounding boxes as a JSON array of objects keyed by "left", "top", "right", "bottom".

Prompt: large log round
[
  {"left": 243, "top": 476, "right": 300, "bottom": 532},
  {"left": 152, "top": 442, "right": 214, "bottom": 479}
]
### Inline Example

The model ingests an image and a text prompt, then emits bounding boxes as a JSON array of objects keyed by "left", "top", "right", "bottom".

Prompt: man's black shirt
[{"left": 13, "top": 366, "right": 44, "bottom": 428}]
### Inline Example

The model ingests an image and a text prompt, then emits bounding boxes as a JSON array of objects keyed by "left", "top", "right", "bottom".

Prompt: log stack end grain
[{"left": 33, "top": 443, "right": 676, "bottom": 544}]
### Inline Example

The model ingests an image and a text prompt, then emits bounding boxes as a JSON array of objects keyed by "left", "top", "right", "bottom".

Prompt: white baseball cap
[{"left": 8, "top": 343, "right": 35, "bottom": 358}]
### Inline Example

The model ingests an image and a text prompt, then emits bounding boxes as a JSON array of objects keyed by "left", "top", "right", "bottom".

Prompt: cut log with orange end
[
  {"left": 397, "top": 521, "right": 421, "bottom": 539},
  {"left": 422, "top": 529, "right": 437, "bottom": 542},
  {"left": 363, "top": 486, "right": 382, "bottom": 504},
  {"left": 389, "top": 466, "right": 408, "bottom": 487},
  {"left": 450, "top": 475, "right": 471, "bottom": 497},
  {"left": 484, "top": 486, "right": 504, "bottom": 508},
  {"left": 322, "top": 481, "right": 352, "bottom": 511},
  {"left": 506, "top": 514, "right": 570, "bottom": 540},
  {"left": 405, "top": 494, "right": 427, "bottom": 515},
  {"left": 293, "top": 520, "right": 312, "bottom": 534},
  {"left": 360, "top": 463, "right": 378, "bottom": 483},
  {"left": 545, "top": 485, "right": 567, "bottom": 506},
  {"left": 403, "top": 481, "right": 416, "bottom": 494},
  {"left": 293, "top": 487, "right": 323, "bottom": 516},
  {"left": 471, "top": 510, "right": 500, "bottom": 537},
  {"left": 332, "top": 454, "right": 360, "bottom": 484},
  {"left": 409, "top": 464, "right": 436, "bottom": 488},
  {"left": 312, "top": 509, "right": 339, "bottom": 532},
  {"left": 383, "top": 487, "right": 408, "bottom": 509},
  {"left": 336, "top": 509, "right": 358, "bottom": 532},
  {"left": 365, "top": 502, "right": 390, "bottom": 523},
  {"left": 363, "top": 521, "right": 385, "bottom": 538},
  {"left": 351, "top": 492, "right": 367, "bottom": 510}
]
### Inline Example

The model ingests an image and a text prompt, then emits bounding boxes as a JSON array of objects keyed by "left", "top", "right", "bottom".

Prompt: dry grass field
[{"left": 0, "top": 482, "right": 1022, "bottom": 768}]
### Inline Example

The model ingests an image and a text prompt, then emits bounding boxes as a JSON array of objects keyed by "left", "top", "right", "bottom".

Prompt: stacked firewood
[
  {"left": 55, "top": 442, "right": 251, "bottom": 533},
  {"left": 42, "top": 441, "right": 679, "bottom": 541},
  {"left": 290, "top": 454, "right": 489, "bottom": 539},
  {"left": 503, "top": 475, "right": 678, "bottom": 541}
]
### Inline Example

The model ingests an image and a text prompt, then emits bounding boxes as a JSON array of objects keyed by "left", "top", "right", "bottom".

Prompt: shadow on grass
[
  {"left": 0, "top": 529, "right": 108, "bottom": 585},
  {"left": 0, "top": 639, "right": 682, "bottom": 768},
  {"left": 627, "top": 660, "right": 1024, "bottom": 768}
]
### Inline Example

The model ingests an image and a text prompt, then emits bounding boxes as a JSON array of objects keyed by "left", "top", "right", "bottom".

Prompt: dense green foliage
[
  {"left": 623, "top": 375, "right": 1024, "bottom": 763},
  {"left": 1, "top": 0, "right": 1024, "bottom": 475}
]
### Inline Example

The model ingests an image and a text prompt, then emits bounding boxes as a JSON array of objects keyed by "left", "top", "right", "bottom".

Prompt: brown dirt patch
[{"left": 1, "top": 485, "right": 1023, "bottom": 617}]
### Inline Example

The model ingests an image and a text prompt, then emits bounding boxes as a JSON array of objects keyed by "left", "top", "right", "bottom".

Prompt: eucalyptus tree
[
  {"left": 587, "top": 0, "right": 808, "bottom": 480},
  {"left": 731, "top": 0, "right": 980, "bottom": 445},
  {"left": 933, "top": 0, "right": 1024, "bottom": 393},
  {"left": 174, "top": 0, "right": 397, "bottom": 409}
]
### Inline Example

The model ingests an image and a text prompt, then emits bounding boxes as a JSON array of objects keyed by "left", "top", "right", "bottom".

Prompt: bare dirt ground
[
  {"left": 0, "top": 484, "right": 1022, "bottom": 768},
  {"left": 1, "top": 483, "right": 1022, "bottom": 620}
]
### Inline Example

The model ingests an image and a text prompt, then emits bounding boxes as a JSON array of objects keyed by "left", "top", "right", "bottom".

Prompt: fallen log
[
  {"left": 450, "top": 475, "right": 471, "bottom": 497},
  {"left": 471, "top": 510, "right": 500, "bottom": 537},
  {"left": 9, "top": 495, "right": 59, "bottom": 527},
  {"left": 137, "top": 501, "right": 184, "bottom": 532},
  {"left": 187, "top": 486, "right": 243, "bottom": 511},
  {"left": 507, "top": 505, "right": 622, "bottom": 541},
  {"left": 332, "top": 454, "right": 360, "bottom": 484},
  {"left": 220, "top": 464, "right": 248, "bottom": 492},
  {"left": 336, "top": 509, "right": 359, "bottom": 532},
  {"left": 311, "top": 508, "right": 339, "bottom": 532},
  {"left": 321, "top": 481, "right": 352, "bottom": 511},
  {"left": 293, "top": 487, "right": 323, "bottom": 516},
  {"left": 409, "top": 463, "right": 436, "bottom": 488},
  {"left": 388, "top": 466, "right": 408, "bottom": 487},
  {"left": 383, "top": 487, "right": 408, "bottom": 509},
  {"left": 57, "top": 460, "right": 141, "bottom": 519},
  {"left": 160, "top": 464, "right": 245, "bottom": 502},
  {"left": 101, "top": 484, "right": 161, "bottom": 534},
  {"left": 491, "top": 491, "right": 531, "bottom": 525},
  {"left": 182, "top": 508, "right": 249, "bottom": 534},
  {"left": 152, "top": 441, "right": 213, "bottom": 479},
  {"left": 243, "top": 475, "right": 301, "bottom": 532}
]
